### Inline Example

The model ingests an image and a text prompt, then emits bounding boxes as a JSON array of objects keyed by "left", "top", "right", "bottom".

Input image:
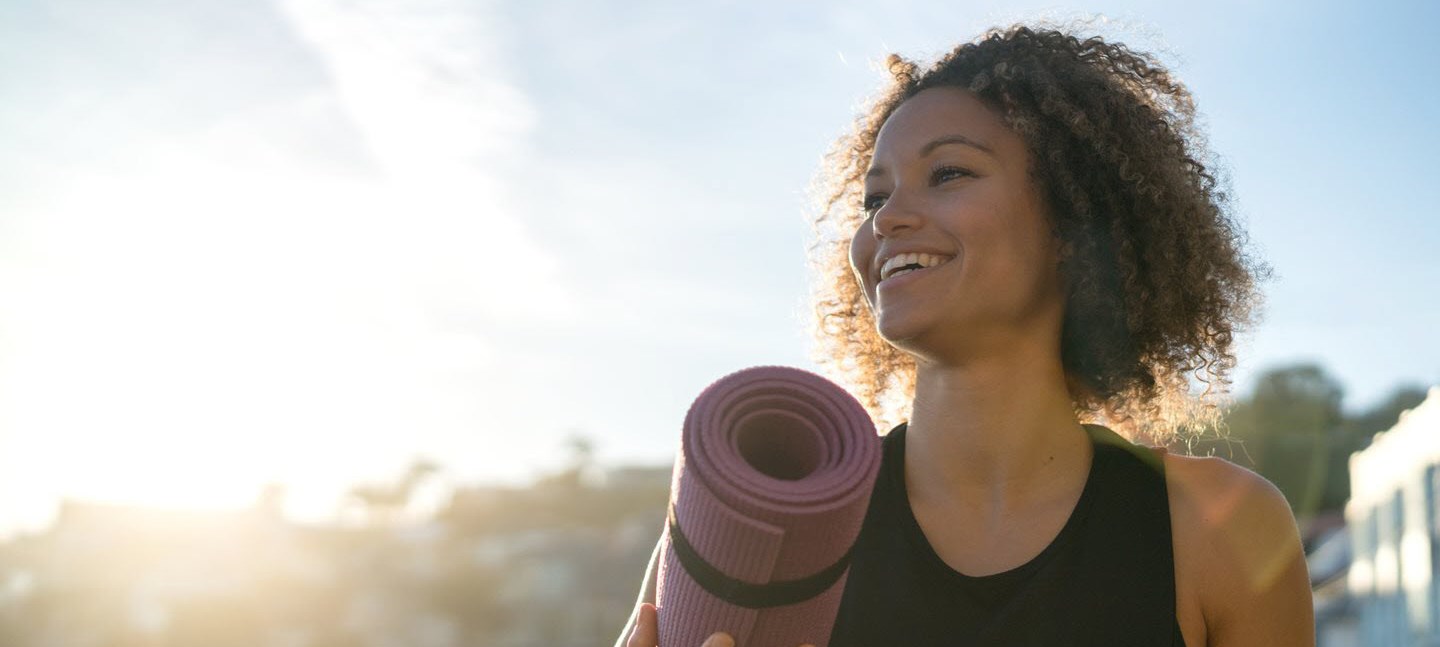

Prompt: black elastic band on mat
[{"left": 666, "top": 501, "right": 854, "bottom": 609}]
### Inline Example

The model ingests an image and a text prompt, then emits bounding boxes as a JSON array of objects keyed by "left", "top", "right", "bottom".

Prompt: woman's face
[{"left": 848, "top": 86, "right": 1066, "bottom": 361}]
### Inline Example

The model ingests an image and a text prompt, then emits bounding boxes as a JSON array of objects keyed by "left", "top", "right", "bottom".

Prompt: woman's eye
[
  {"left": 931, "top": 166, "right": 972, "bottom": 184},
  {"left": 862, "top": 167, "right": 968, "bottom": 216},
  {"left": 862, "top": 193, "right": 887, "bottom": 216}
]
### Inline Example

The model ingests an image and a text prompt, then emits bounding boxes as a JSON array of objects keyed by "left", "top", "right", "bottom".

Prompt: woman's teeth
[{"left": 880, "top": 252, "right": 953, "bottom": 283}]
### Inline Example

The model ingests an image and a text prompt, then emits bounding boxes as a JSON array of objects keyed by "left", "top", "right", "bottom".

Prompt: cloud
[{"left": 276, "top": 0, "right": 573, "bottom": 325}]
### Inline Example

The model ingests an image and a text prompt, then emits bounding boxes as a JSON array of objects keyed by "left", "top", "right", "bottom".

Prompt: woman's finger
[
  {"left": 627, "top": 603, "right": 658, "bottom": 647},
  {"left": 700, "top": 632, "right": 735, "bottom": 647}
]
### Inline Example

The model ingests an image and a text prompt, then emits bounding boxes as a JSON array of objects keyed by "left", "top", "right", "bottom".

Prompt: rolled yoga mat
[{"left": 656, "top": 365, "right": 882, "bottom": 647}]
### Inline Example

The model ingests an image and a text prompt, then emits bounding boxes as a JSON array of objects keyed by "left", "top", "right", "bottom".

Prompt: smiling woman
[
  {"left": 797, "top": 21, "right": 1310, "bottom": 647},
  {"left": 812, "top": 34, "right": 1271, "bottom": 445},
  {"left": 618, "top": 20, "right": 1313, "bottom": 647}
]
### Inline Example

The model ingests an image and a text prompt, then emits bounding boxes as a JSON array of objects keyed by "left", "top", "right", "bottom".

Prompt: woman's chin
[{"left": 875, "top": 312, "right": 933, "bottom": 345}]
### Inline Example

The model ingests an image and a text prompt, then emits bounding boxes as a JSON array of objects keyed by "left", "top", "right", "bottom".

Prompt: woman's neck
[{"left": 905, "top": 345, "right": 1089, "bottom": 514}]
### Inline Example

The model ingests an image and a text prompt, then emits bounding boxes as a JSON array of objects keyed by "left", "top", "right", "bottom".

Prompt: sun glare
[{"left": 0, "top": 145, "right": 468, "bottom": 529}]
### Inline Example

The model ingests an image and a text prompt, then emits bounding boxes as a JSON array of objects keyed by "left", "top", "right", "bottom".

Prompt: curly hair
[{"left": 804, "top": 22, "right": 1272, "bottom": 447}]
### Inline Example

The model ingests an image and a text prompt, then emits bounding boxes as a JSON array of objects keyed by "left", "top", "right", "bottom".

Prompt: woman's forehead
[{"left": 870, "top": 87, "right": 1013, "bottom": 164}]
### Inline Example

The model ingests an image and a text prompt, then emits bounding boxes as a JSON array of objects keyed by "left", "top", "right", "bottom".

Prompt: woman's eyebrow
[
  {"left": 866, "top": 134, "right": 997, "bottom": 179},
  {"left": 920, "top": 134, "right": 995, "bottom": 157}
]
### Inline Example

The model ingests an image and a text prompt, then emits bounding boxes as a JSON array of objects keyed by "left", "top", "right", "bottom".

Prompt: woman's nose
[{"left": 871, "top": 192, "right": 922, "bottom": 238}]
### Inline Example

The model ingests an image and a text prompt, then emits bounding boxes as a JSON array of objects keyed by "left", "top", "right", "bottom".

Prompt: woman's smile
[{"left": 877, "top": 255, "right": 956, "bottom": 295}]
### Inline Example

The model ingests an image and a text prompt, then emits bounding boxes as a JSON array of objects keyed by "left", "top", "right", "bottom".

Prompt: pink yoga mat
[{"left": 656, "top": 365, "right": 882, "bottom": 647}]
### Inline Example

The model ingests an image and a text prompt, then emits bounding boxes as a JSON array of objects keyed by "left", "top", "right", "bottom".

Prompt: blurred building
[{"left": 1345, "top": 386, "right": 1440, "bottom": 647}]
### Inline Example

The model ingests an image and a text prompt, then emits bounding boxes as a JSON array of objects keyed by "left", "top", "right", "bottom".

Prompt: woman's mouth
[{"left": 878, "top": 256, "right": 954, "bottom": 292}]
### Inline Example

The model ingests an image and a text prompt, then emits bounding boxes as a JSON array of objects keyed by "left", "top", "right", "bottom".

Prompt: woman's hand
[{"left": 625, "top": 603, "right": 816, "bottom": 647}]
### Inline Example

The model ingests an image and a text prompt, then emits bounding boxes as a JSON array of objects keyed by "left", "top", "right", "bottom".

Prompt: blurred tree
[
  {"left": 1344, "top": 384, "right": 1428, "bottom": 441},
  {"left": 566, "top": 430, "right": 597, "bottom": 481},
  {"left": 535, "top": 429, "right": 598, "bottom": 493},
  {"left": 346, "top": 458, "right": 443, "bottom": 526},
  {"left": 1229, "top": 363, "right": 1346, "bottom": 439},
  {"left": 1220, "top": 363, "right": 1345, "bottom": 519},
  {"left": 1311, "top": 383, "right": 1432, "bottom": 519},
  {"left": 1212, "top": 366, "right": 1431, "bottom": 522}
]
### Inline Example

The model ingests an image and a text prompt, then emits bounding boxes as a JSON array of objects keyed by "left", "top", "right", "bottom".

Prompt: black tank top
[{"left": 829, "top": 422, "right": 1187, "bottom": 646}]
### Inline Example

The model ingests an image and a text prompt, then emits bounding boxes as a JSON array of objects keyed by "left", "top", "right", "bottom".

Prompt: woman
[{"left": 619, "top": 23, "right": 1313, "bottom": 647}]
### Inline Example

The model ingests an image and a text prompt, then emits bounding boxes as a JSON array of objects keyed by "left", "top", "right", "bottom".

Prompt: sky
[{"left": 0, "top": 0, "right": 1436, "bottom": 539}]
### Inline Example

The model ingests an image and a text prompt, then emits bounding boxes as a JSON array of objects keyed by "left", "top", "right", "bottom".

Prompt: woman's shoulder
[
  {"left": 1157, "top": 450, "right": 1296, "bottom": 547},
  {"left": 1156, "top": 449, "right": 1313, "bottom": 644}
]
